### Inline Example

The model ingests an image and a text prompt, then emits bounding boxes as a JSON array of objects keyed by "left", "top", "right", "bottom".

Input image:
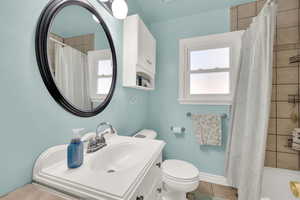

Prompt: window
[
  {"left": 179, "top": 31, "right": 244, "bottom": 105},
  {"left": 97, "top": 59, "right": 112, "bottom": 95},
  {"left": 88, "top": 49, "right": 112, "bottom": 102}
]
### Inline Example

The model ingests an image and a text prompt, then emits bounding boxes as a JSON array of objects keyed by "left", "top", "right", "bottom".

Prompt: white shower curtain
[
  {"left": 54, "top": 44, "right": 90, "bottom": 110},
  {"left": 226, "top": 1, "right": 277, "bottom": 200},
  {"left": 54, "top": 43, "right": 70, "bottom": 98}
]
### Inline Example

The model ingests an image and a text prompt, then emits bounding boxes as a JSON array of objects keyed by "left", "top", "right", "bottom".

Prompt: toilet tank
[{"left": 134, "top": 129, "right": 157, "bottom": 139}]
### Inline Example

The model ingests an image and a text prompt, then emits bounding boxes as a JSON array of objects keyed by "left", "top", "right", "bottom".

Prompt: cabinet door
[
  {"left": 145, "top": 182, "right": 162, "bottom": 200},
  {"left": 137, "top": 20, "right": 156, "bottom": 74},
  {"left": 144, "top": 31, "right": 156, "bottom": 74},
  {"left": 142, "top": 156, "right": 162, "bottom": 200},
  {"left": 130, "top": 188, "right": 142, "bottom": 200},
  {"left": 129, "top": 155, "right": 162, "bottom": 200}
]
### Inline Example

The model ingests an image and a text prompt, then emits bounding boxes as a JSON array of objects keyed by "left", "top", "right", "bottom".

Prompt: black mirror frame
[{"left": 35, "top": 0, "right": 117, "bottom": 117}]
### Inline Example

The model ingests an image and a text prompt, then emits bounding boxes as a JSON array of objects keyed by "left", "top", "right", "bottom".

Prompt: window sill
[
  {"left": 178, "top": 98, "right": 232, "bottom": 105},
  {"left": 91, "top": 97, "right": 106, "bottom": 102}
]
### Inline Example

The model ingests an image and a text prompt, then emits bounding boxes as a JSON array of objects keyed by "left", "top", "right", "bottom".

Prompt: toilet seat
[
  {"left": 162, "top": 160, "right": 199, "bottom": 182},
  {"left": 163, "top": 173, "right": 199, "bottom": 183}
]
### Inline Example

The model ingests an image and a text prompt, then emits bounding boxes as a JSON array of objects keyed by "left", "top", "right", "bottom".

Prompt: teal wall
[
  {"left": 0, "top": 0, "right": 148, "bottom": 196},
  {"left": 147, "top": 9, "right": 232, "bottom": 176},
  {"left": 51, "top": 5, "right": 110, "bottom": 50},
  {"left": 0, "top": 0, "right": 252, "bottom": 196},
  {"left": 51, "top": 5, "right": 97, "bottom": 37}
]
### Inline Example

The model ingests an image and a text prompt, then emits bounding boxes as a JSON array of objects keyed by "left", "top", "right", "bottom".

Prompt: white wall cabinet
[{"left": 123, "top": 15, "right": 156, "bottom": 90}]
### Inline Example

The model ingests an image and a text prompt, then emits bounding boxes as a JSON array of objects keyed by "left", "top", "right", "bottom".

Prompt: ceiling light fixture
[{"left": 97, "top": 0, "right": 128, "bottom": 20}]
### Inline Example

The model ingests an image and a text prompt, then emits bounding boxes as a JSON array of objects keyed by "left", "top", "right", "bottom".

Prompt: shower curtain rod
[
  {"left": 267, "top": 0, "right": 277, "bottom": 4},
  {"left": 49, "top": 37, "right": 68, "bottom": 47},
  {"left": 49, "top": 37, "right": 88, "bottom": 55}
]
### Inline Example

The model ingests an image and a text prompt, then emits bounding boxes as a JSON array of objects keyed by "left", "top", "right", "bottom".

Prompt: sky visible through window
[
  {"left": 190, "top": 48, "right": 230, "bottom": 94},
  {"left": 98, "top": 60, "right": 112, "bottom": 76},
  {"left": 97, "top": 78, "right": 112, "bottom": 94},
  {"left": 97, "top": 59, "right": 112, "bottom": 95},
  {"left": 190, "top": 47, "right": 230, "bottom": 70}
]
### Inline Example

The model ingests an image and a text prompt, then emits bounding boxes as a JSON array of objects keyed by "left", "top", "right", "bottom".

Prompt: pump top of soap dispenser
[{"left": 71, "top": 128, "right": 84, "bottom": 143}]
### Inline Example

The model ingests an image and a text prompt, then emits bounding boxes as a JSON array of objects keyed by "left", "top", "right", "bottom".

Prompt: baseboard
[{"left": 198, "top": 172, "right": 230, "bottom": 186}]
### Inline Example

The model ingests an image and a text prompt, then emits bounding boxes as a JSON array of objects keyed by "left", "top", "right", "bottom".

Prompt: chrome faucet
[{"left": 87, "top": 122, "right": 115, "bottom": 153}]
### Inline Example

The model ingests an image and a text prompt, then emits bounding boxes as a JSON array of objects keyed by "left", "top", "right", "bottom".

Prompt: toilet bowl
[
  {"left": 134, "top": 130, "right": 200, "bottom": 200},
  {"left": 162, "top": 159, "right": 199, "bottom": 200}
]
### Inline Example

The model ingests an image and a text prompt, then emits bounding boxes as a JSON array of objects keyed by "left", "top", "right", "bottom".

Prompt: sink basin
[
  {"left": 89, "top": 142, "right": 145, "bottom": 173},
  {"left": 33, "top": 136, "right": 165, "bottom": 199}
]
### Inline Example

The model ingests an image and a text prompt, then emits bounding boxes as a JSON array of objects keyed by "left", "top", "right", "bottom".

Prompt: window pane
[
  {"left": 98, "top": 60, "right": 112, "bottom": 76},
  {"left": 190, "top": 72, "right": 229, "bottom": 94},
  {"left": 190, "top": 48, "right": 230, "bottom": 70},
  {"left": 97, "top": 77, "right": 112, "bottom": 94}
]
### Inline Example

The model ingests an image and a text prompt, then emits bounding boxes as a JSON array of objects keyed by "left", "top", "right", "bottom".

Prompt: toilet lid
[{"left": 162, "top": 160, "right": 199, "bottom": 181}]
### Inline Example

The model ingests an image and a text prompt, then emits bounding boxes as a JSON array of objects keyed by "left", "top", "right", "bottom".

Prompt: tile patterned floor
[
  {"left": 187, "top": 181, "right": 238, "bottom": 200},
  {"left": 2, "top": 183, "right": 237, "bottom": 200},
  {"left": 187, "top": 194, "right": 226, "bottom": 200}
]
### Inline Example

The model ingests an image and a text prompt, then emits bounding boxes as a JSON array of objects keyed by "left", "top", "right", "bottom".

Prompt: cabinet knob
[
  {"left": 136, "top": 196, "right": 144, "bottom": 200},
  {"left": 156, "top": 162, "right": 161, "bottom": 168},
  {"left": 157, "top": 188, "right": 162, "bottom": 193}
]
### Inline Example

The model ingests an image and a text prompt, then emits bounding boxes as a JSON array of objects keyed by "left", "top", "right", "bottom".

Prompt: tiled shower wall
[
  {"left": 64, "top": 34, "right": 95, "bottom": 54},
  {"left": 231, "top": 0, "right": 300, "bottom": 170}
]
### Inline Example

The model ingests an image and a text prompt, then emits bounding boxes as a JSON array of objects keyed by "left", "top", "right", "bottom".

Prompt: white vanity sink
[
  {"left": 90, "top": 142, "right": 146, "bottom": 173},
  {"left": 33, "top": 136, "right": 165, "bottom": 200}
]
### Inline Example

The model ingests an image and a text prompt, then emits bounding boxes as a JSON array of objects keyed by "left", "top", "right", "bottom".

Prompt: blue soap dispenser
[{"left": 67, "top": 128, "right": 84, "bottom": 169}]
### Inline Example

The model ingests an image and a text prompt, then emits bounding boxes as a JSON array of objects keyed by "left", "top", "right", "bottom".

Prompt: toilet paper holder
[{"left": 170, "top": 126, "right": 186, "bottom": 133}]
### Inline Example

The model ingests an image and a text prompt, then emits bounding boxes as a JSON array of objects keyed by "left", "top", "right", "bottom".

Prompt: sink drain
[{"left": 107, "top": 169, "right": 116, "bottom": 173}]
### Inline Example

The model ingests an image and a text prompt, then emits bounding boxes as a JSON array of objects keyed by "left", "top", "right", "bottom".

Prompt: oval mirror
[{"left": 36, "top": 0, "right": 117, "bottom": 117}]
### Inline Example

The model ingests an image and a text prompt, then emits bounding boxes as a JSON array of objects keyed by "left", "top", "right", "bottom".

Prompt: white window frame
[
  {"left": 87, "top": 49, "right": 112, "bottom": 103},
  {"left": 178, "top": 31, "right": 244, "bottom": 105}
]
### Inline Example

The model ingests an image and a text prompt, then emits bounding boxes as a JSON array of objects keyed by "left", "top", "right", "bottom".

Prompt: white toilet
[{"left": 134, "top": 130, "right": 199, "bottom": 200}]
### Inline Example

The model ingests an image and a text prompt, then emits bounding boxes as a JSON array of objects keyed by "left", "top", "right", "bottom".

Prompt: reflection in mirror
[{"left": 47, "top": 5, "right": 113, "bottom": 111}]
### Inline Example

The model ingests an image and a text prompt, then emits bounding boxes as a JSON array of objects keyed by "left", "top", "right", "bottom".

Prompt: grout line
[
  {"left": 276, "top": 25, "right": 300, "bottom": 30},
  {"left": 255, "top": 1, "right": 258, "bottom": 17},
  {"left": 277, "top": 8, "right": 300, "bottom": 13},
  {"left": 275, "top": 5, "right": 279, "bottom": 168},
  {"left": 273, "top": 84, "right": 299, "bottom": 86},
  {"left": 276, "top": 117, "right": 298, "bottom": 119},
  {"left": 276, "top": 66, "right": 299, "bottom": 69},
  {"left": 277, "top": 133, "right": 296, "bottom": 136},
  {"left": 275, "top": 100, "right": 299, "bottom": 102},
  {"left": 236, "top": 6, "right": 239, "bottom": 30},
  {"left": 298, "top": 1, "right": 300, "bottom": 170},
  {"left": 277, "top": 151, "right": 299, "bottom": 155},
  {"left": 266, "top": 150, "right": 298, "bottom": 155}
]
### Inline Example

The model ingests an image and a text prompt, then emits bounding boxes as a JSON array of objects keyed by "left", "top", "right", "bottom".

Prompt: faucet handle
[
  {"left": 95, "top": 134, "right": 106, "bottom": 144},
  {"left": 81, "top": 132, "right": 96, "bottom": 143}
]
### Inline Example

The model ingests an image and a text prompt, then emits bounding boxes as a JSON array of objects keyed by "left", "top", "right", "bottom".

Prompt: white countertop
[{"left": 33, "top": 136, "right": 165, "bottom": 200}]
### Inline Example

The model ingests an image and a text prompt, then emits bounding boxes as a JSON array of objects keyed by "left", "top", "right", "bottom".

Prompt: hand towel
[
  {"left": 292, "top": 129, "right": 300, "bottom": 151},
  {"left": 292, "top": 142, "right": 300, "bottom": 151},
  {"left": 191, "top": 114, "right": 222, "bottom": 146}
]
